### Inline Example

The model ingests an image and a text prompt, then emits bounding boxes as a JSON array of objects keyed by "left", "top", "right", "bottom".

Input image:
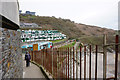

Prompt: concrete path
[{"left": 23, "top": 54, "right": 46, "bottom": 78}]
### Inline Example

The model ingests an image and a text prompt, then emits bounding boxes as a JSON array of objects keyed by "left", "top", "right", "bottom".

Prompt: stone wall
[{"left": 0, "top": 27, "right": 23, "bottom": 79}]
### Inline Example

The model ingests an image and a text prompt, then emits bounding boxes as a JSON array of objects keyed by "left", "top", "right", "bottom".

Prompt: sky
[{"left": 19, "top": 0, "right": 120, "bottom": 30}]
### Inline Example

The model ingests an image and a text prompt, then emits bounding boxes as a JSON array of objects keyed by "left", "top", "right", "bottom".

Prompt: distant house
[
  {"left": 20, "top": 23, "right": 41, "bottom": 28},
  {"left": 19, "top": 10, "right": 22, "bottom": 14},
  {"left": 25, "top": 11, "right": 36, "bottom": 15},
  {"left": 19, "top": 10, "right": 36, "bottom": 16}
]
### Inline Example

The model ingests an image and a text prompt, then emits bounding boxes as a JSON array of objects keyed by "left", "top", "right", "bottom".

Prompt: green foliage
[
  {"left": 49, "top": 39, "right": 66, "bottom": 43},
  {"left": 60, "top": 41, "right": 76, "bottom": 48}
]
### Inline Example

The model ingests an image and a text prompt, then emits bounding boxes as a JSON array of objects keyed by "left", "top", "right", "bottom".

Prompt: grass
[
  {"left": 79, "top": 36, "right": 103, "bottom": 46},
  {"left": 60, "top": 41, "right": 76, "bottom": 48},
  {"left": 49, "top": 39, "right": 67, "bottom": 43}
]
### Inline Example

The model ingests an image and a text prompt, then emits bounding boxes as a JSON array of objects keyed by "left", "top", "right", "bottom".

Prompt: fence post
[
  {"left": 57, "top": 48, "right": 58, "bottom": 79},
  {"left": 66, "top": 48, "right": 68, "bottom": 79},
  {"left": 32, "top": 51, "right": 33, "bottom": 61},
  {"left": 33, "top": 51, "right": 34, "bottom": 61},
  {"left": 68, "top": 47, "right": 69, "bottom": 80},
  {"left": 62, "top": 48, "right": 63, "bottom": 78},
  {"left": 73, "top": 47, "right": 75, "bottom": 80},
  {"left": 115, "top": 35, "right": 119, "bottom": 80},
  {"left": 40, "top": 50, "right": 42, "bottom": 65},
  {"left": 103, "top": 34, "right": 107, "bottom": 80},
  {"left": 45, "top": 49, "right": 47, "bottom": 71},
  {"left": 76, "top": 48, "right": 78, "bottom": 79},
  {"left": 95, "top": 45, "right": 98, "bottom": 80},
  {"left": 34, "top": 51, "right": 36, "bottom": 62},
  {"left": 42, "top": 50, "right": 44, "bottom": 66},
  {"left": 89, "top": 45, "right": 91, "bottom": 80},
  {"left": 63, "top": 48, "right": 65, "bottom": 78},
  {"left": 43, "top": 49, "right": 45, "bottom": 67},
  {"left": 52, "top": 48, "right": 54, "bottom": 77},
  {"left": 84, "top": 46, "right": 86, "bottom": 80},
  {"left": 70, "top": 47, "right": 72, "bottom": 78},
  {"left": 80, "top": 46, "right": 82, "bottom": 80}
]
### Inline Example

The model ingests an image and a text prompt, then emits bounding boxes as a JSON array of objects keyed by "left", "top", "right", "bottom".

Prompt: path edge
[{"left": 31, "top": 61, "right": 54, "bottom": 80}]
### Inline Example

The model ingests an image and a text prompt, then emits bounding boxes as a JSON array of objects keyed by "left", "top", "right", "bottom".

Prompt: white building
[
  {"left": 20, "top": 22, "right": 42, "bottom": 28},
  {"left": 21, "top": 30, "right": 67, "bottom": 42}
]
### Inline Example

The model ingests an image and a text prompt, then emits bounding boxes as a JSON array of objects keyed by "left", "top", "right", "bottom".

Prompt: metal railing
[{"left": 29, "top": 35, "right": 119, "bottom": 79}]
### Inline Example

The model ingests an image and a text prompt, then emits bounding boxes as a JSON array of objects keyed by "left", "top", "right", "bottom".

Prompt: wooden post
[{"left": 103, "top": 34, "right": 107, "bottom": 80}]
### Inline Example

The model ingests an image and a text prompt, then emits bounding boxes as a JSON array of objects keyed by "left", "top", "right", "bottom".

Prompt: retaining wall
[{"left": 0, "top": 27, "right": 23, "bottom": 79}]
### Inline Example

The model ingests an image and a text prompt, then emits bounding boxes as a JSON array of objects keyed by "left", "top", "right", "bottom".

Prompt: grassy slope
[
  {"left": 20, "top": 15, "right": 117, "bottom": 46},
  {"left": 20, "top": 15, "right": 83, "bottom": 39},
  {"left": 60, "top": 42, "right": 76, "bottom": 48}
]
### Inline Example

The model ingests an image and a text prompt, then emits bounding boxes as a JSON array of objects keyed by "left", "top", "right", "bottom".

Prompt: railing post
[
  {"left": 57, "top": 48, "right": 58, "bottom": 79},
  {"left": 42, "top": 50, "right": 43, "bottom": 66},
  {"left": 40, "top": 50, "right": 42, "bottom": 65},
  {"left": 76, "top": 48, "right": 78, "bottom": 79},
  {"left": 43, "top": 49, "right": 45, "bottom": 67},
  {"left": 115, "top": 35, "right": 119, "bottom": 80},
  {"left": 32, "top": 51, "right": 33, "bottom": 61},
  {"left": 89, "top": 45, "right": 91, "bottom": 80},
  {"left": 68, "top": 47, "right": 69, "bottom": 80},
  {"left": 70, "top": 47, "right": 72, "bottom": 78},
  {"left": 84, "top": 46, "right": 86, "bottom": 80},
  {"left": 45, "top": 49, "right": 47, "bottom": 70},
  {"left": 73, "top": 47, "right": 75, "bottom": 80},
  {"left": 52, "top": 48, "right": 54, "bottom": 77},
  {"left": 95, "top": 45, "right": 98, "bottom": 80},
  {"left": 66, "top": 48, "right": 67, "bottom": 79},
  {"left": 33, "top": 51, "right": 34, "bottom": 61},
  {"left": 80, "top": 46, "right": 82, "bottom": 80},
  {"left": 103, "top": 34, "right": 107, "bottom": 80},
  {"left": 34, "top": 51, "right": 36, "bottom": 62},
  {"left": 63, "top": 48, "right": 65, "bottom": 78},
  {"left": 62, "top": 48, "right": 64, "bottom": 78}
]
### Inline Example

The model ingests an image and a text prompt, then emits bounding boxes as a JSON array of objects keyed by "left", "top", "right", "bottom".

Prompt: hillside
[{"left": 20, "top": 15, "right": 115, "bottom": 40}]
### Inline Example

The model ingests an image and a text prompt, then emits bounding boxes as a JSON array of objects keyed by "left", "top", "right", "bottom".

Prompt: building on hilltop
[
  {"left": 25, "top": 11, "right": 36, "bottom": 15},
  {"left": 20, "top": 22, "right": 41, "bottom": 28},
  {"left": 19, "top": 10, "right": 22, "bottom": 14},
  {"left": 19, "top": 10, "right": 36, "bottom": 16}
]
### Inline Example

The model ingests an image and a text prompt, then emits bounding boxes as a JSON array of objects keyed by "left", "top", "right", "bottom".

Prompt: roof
[{"left": 20, "top": 23, "right": 39, "bottom": 28}]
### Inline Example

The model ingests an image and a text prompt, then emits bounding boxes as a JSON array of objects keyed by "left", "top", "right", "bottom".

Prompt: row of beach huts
[{"left": 21, "top": 29, "right": 67, "bottom": 42}]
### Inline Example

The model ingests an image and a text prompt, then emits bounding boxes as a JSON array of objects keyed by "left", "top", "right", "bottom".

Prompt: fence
[{"left": 29, "top": 35, "right": 120, "bottom": 79}]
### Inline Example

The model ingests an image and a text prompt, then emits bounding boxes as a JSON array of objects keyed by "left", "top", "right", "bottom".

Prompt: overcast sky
[{"left": 19, "top": 0, "right": 120, "bottom": 30}]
